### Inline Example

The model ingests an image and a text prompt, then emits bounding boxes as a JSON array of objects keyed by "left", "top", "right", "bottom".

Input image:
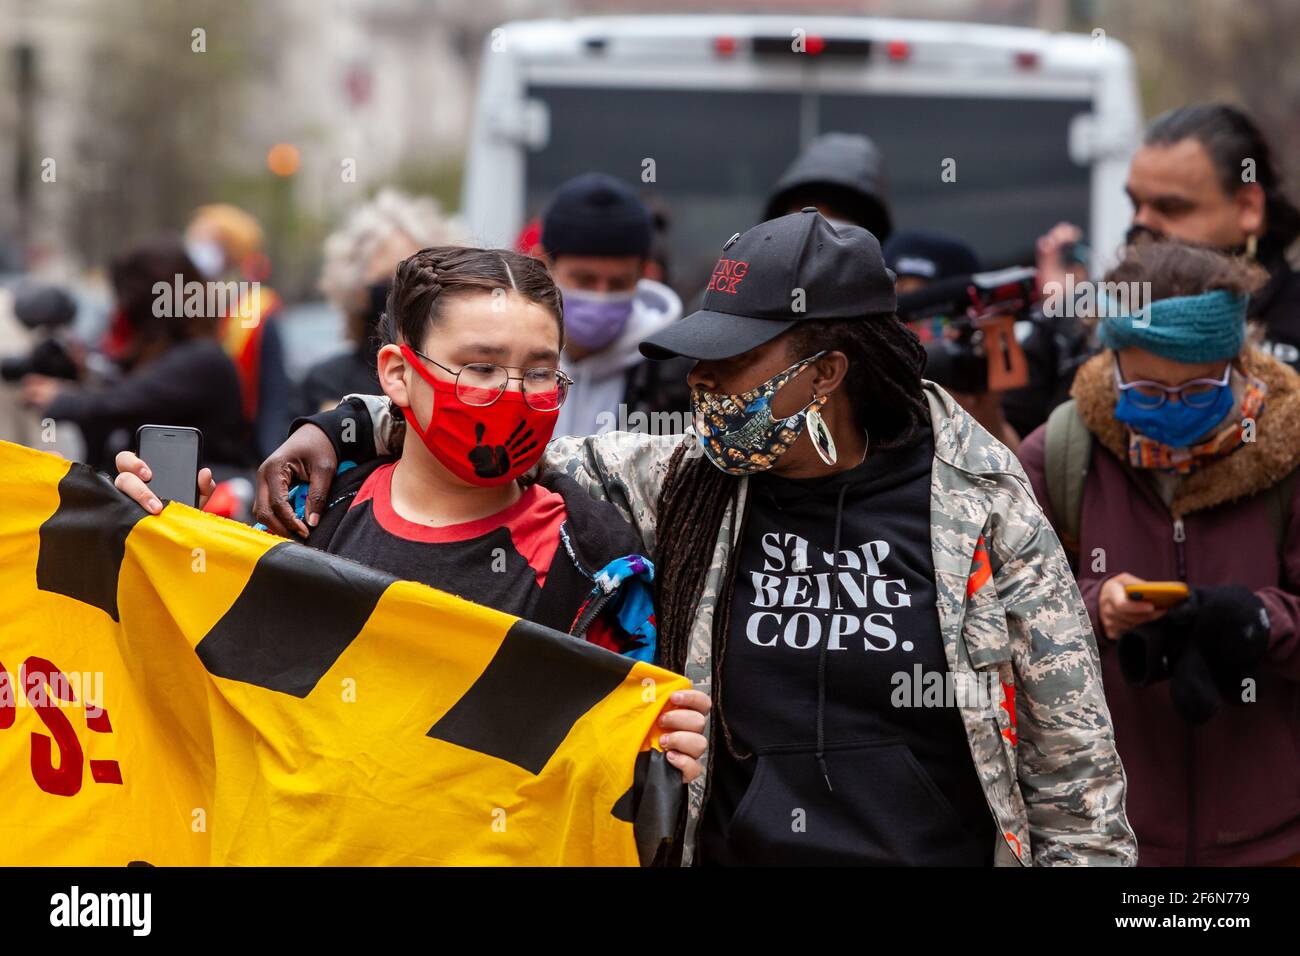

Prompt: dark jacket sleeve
[
  {"left": 292, "top": 356, "right": 345, "bottom": 423},
  {"left": 1017, "top": 423, "right": 1110, "bottom": 642},
  {"left": 45, "top": 342, "right": 221, "bottom": 433},
  {"left": 292, "top": 396, "right": 379, "bottom": 466}
]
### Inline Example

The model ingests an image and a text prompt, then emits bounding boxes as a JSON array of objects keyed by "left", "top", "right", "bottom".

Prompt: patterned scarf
[{"left": 1126, "top": 374, "right": 1267, "bottom": 474}]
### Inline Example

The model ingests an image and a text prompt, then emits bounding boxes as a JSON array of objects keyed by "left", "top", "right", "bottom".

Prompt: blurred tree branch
[{"left": 70, "top": 0, "right": 279, "bottom": 266}]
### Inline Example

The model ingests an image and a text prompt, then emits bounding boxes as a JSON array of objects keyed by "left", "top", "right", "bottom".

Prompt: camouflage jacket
[{"left": 353, "top": 384, "right": 1137, "bottom": 866}]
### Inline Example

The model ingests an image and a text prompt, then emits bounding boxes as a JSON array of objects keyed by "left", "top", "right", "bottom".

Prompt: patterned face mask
[{"left": 692, "top": 351, "right": 826, "bottom": 475}]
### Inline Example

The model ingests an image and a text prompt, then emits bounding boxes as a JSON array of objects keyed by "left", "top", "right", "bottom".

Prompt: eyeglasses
[
  {"left": 409, "top": 348, "right": 573, "bottom": 412},
  {"left": 1114, "top": 361, "right": 1231, "bottom": 411}
]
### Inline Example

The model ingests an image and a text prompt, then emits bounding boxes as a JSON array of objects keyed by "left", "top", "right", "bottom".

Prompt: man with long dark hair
[{"left": 1130, "top": 103, "right": 1300, "bottom": 366}]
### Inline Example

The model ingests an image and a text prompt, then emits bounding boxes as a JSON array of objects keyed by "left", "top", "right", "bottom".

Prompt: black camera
[
  {"left": 896, "top": 266, "right": 1037, "bottom": 394},
  {"left": 0, "top": 284, "right": 79, "bottom": 382}
]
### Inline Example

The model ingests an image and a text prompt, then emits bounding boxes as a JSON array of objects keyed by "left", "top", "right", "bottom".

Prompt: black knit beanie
[{"left": 540, "top": 173, "right": 653, "bottom": 258}]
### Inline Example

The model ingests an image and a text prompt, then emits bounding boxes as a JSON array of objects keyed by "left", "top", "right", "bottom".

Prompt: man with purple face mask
[{"left": 536, "top": 173, "right": 689, "bottom": 438}]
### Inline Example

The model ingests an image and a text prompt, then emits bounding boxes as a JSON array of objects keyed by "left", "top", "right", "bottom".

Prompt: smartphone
[
  {"left": 1123, "top": 580, "right": 1190, "bottom": 609},
  {"left": 135, "top": 425, "right": 203, "bottom": 508}
]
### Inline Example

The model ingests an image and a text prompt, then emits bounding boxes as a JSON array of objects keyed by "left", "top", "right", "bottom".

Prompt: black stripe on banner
[
  {"left": 36, "top": 462, "right": 148, "bottom": 622},
  {"left": 428, "top": 618, "right": 634, "bottom": 774},
  {"left": 196, "top": 541, "right": 395, "bottom": 697}
]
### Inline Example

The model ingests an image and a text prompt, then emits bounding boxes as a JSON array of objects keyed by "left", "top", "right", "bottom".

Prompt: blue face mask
[{"left": 1114, "top": 383, "right": 1235, "bottom": 448}]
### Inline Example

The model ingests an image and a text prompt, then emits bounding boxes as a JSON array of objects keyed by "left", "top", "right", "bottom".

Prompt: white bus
[{"left": 462, "top": 14, "right": 1142, "bottom": 297}]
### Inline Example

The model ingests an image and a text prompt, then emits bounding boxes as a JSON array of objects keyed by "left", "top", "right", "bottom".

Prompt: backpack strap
[{"left": 1044, "top": 399, "right": 1092, "bottom": 556}]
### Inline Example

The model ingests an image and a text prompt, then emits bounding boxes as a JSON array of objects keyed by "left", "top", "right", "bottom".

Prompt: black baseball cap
[{"left": 639, "top": 209, "right": 896, "bottom": 361}]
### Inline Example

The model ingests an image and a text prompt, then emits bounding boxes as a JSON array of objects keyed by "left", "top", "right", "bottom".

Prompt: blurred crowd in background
[{"left": 3, "top": 0, "right": 1300, "bottom": 868}]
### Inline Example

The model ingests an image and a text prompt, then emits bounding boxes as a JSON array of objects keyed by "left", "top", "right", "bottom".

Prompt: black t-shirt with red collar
[
  {"left": 300, "top": 458, "right": 650, "bottom": 656},
  {"left": 328, "top": 461, "right": 567, "bottom": 619}
]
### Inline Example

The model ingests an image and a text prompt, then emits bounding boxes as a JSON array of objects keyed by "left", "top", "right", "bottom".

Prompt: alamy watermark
[
  {"left": 1042, "top": 276, "right": 1153, "bottom": 326},
  {"left": 153, "top": 273, "right": 262, "bottom": 328},
  {"left": 890, "top": 664, "right": 1001, "bottom": 711},
  {"left": 594, "top": 403, "right": 692, "bottom": 438},
  {"left": 591, "top": 402, "right": 706, "bottom": 458},
  {"left": 1, "top": 668, "right": 105, "bottom": 716}
]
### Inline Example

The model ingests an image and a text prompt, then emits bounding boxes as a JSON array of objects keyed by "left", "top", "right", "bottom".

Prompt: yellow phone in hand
[{"left": 1123, "top": 580, "right": 1190, "bottom": 609}]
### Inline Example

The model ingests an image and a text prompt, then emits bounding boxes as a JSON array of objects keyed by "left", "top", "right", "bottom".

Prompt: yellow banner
[{"left": 0, "top": 441, "right": 688, "bottom": 865}]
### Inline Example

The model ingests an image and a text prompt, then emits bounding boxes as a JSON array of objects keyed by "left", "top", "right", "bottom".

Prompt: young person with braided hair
[
  {"left": 249, "top": 211, "right": 1135, "bottom": 866},
  {"left": 114, "top": 245, "right": 709, "bottom": 796}
]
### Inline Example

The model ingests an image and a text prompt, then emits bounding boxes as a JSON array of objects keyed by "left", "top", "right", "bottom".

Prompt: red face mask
[{"left": 398, "top": 344, "right": 559, "bottom": 487}]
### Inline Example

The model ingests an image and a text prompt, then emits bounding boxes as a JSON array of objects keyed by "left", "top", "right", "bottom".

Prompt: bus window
[
  {"left": 819, "top": 92, "right": 1092, "bottom": 266},
  {"left": 525, "top": 85, "right": 804, "bottom": 298}
]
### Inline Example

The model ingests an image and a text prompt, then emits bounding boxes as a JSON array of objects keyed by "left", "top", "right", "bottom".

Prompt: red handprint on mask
[{"left": 467, "top": 421, "right": 537, "bottom": 479}]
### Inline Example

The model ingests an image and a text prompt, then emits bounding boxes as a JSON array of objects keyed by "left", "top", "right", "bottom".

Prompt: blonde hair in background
[
  {"left": 318, "top": 188, "right": 464, "bottom": 314},
  {"left": 188, "top": 204, "right": 266, "bottom": 263}
]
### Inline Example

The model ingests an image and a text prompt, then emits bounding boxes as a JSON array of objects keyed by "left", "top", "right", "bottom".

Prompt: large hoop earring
[{"left": 805, "top": 395, "right": 838, "bottom": 466}]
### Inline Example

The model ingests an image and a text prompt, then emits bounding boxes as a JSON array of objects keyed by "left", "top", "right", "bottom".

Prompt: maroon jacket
[{"left": 1019, "top": 348, "right": 1300, "bottom": 866}]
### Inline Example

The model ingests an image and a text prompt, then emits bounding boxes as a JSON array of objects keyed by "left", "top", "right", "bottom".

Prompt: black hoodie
[
  {"left": 699, "top": 429, "right": 994, "bottom": 866},
  {"left": 763, "top": 132, "right": 893, "bottom": 240}
]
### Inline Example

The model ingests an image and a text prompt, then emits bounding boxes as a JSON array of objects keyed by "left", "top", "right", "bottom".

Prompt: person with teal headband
[
  {"left": 1097, "top": 288, "right": 1248, "bottom": 450},
  {"left": 1020, "top": 239, "right": 1300, "bottom": 866}
]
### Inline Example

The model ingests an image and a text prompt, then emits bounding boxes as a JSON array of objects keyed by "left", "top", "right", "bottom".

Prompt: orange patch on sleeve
[
  {"left": 966, "top": 535, "right": 992, "bottom": 596},
  {"left": 999, "top": 679, "right": 1018, "bottom": 746}
]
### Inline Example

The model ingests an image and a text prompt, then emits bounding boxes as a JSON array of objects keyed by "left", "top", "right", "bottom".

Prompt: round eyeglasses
[
  {"left": 1114, "top": 361, "right": 1231, "bottom": 411},
  {"left": 409, "top": 348, "right": 572, "bottom": 412}
]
